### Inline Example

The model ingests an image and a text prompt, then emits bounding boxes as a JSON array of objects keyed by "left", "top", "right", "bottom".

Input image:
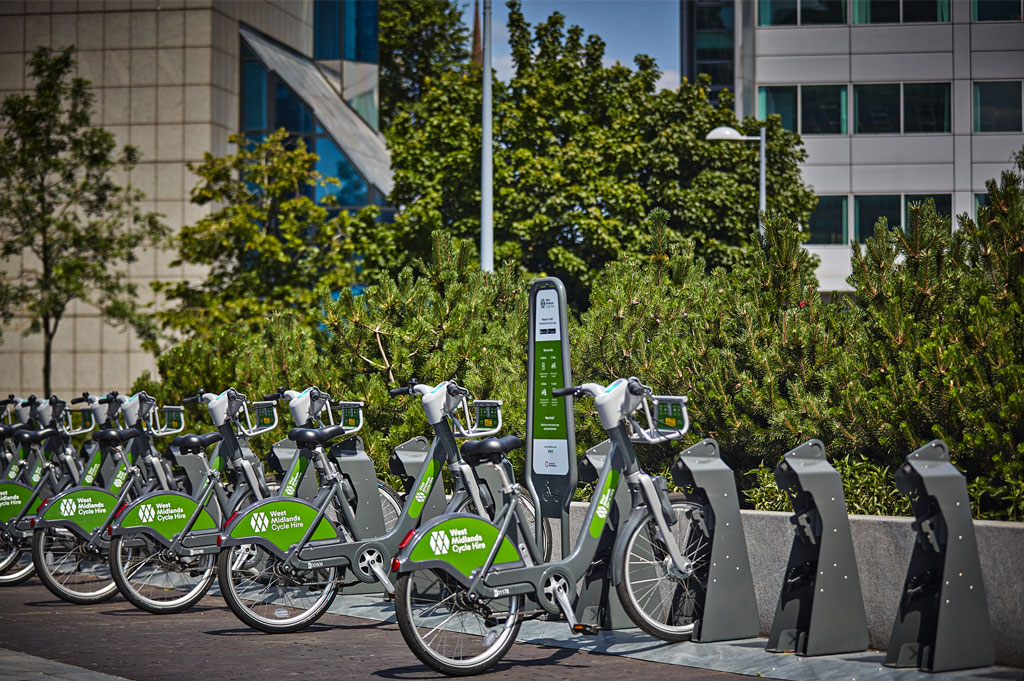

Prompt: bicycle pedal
[{"left": 571, "top": 624, "right": 601, "bottom": 636}]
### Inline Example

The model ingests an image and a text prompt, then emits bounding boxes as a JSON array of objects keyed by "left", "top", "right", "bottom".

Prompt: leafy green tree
[
  {"left": 378, "top": 0, "right": 470, "bottom": 130},
  {"left": 381, "top": 1, "right": 815, "bottom": 306},
  {"left": 152, "top": 129, "right": 379, "bottom": 338},
  {"left": 0, "top": 47, "right": 166, "bottom": 394}
]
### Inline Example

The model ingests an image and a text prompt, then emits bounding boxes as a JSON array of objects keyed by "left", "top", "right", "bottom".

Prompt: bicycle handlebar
[
  {"left": 627, "top": 377, "right": 649, "bottom": 396},
  {"left": 71, "top": 395, "right": 89, "bottom": 405},
  {"left": 182, "top": 395, "right": 200, "bottom": 405},
  {"left": 389, "top": 386, "right": 412, "bottom": 397},
  {"left": 552, "top": 386, "right": 578, "bottom": 398},
  {"left": 263, "top": 392, "right": 281, "bottom": 401}
]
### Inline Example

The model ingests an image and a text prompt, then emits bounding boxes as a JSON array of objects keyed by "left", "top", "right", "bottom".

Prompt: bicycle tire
[
  {"left": 616, "top": 493, "right": 707, "bottom": 642},
  {"left": 395, "top": 568, "right": 522, "bottom": 676},
  {"left": 31, "top": 526, "right": 119, "bottom": 604}
]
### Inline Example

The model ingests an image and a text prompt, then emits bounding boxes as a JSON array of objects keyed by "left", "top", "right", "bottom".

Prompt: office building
[
  {"left": 0, "top": 0, "right": 391, "bottom": 396},
  {"left": 681, "top": 0, "right": 1024, "bottom": 289}
]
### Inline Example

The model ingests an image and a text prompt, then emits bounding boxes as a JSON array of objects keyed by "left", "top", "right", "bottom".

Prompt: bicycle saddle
[
  {"left": 172, "top": 432, "right": 223, "bottom": 452},
  {"left": 93, "top": 427, "right": 141, "bottom": 444},
  {"left": 460, "top": 435, "right": 524, "bottom": 466},
  {"left": 14, "top": 427, "right": 56, "bottom": 444},
  {"left": 288, "top": 425, "right": 346, "bottom": 449},
  {"left": 0, "top": 423, "right": 25, "bottom": 439}
]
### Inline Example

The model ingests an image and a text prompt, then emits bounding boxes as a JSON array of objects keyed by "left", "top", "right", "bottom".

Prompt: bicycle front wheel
[
  {"left": 616, "top": 495, "right": 707, "bottom": 641},
  {"left": 31, "top": 527, "right": 119, "bottom": 604},
  {"left": 217, "top": 543, "right": 340, "bottom": 633},
  {"left": 395, "top": 568, "right": 522, "bottom": 676},
  {"left": 109, "top": 533, "right": 217, "bottom": 614}
]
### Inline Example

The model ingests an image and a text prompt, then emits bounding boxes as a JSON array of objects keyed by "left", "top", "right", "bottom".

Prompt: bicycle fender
[
  {"left": 393, "top": 513, "right": 523, "bottom": 586},
  {"left": 609, "top": 504, "right": 654, "bottom": 586},
  {"left": 111, "top": 490, "right": 217, "bottom": 545},
  {"left": 220, "top": 496, "right": 341, "bottom": 558},
  {"left": 35, "top": 486, "right": 119, "bottom": 536},
  {"left": 0, "top": 480, "right": 34, "bottom": 526}
]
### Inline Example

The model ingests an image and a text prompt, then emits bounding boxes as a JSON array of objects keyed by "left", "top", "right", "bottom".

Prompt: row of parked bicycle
[{"left": 0, "top": 379, "right": 700, "bottom": 675}]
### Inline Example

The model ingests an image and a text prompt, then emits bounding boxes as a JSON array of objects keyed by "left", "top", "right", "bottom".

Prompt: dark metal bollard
[
  {"left": 766, "top": 439, "right": 869, "bottom": 656},
  {"left": 885, "top": 439, "right": 994, "bottom": 672},
  {"left": 669, "top": 438, "right": 759, "bottom": 642}
]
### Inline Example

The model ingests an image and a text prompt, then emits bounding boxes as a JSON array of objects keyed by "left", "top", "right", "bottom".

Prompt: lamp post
[
  {"left": 480, "top": 0, "right": 493, "bottom": 272},
  {"left": 706, "top": 125, "right": 766, "bottom": 235}
]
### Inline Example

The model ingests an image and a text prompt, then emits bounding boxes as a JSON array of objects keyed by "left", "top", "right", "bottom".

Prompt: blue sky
[{"left": 458, "top": 1, "right": 681, "bottom": 90}]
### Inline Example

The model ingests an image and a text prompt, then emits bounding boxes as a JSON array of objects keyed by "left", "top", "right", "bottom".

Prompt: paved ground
[{"left": 0, "top": 580, "right": 747, "bottom": 681}]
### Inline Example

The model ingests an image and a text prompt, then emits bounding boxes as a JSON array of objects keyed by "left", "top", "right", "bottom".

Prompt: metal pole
[
  {"left": 480, "top": 0, "right": 494, "bottom": 272},
  {"left": 758, "top": 125, "right": 766, "bottom": 236}
]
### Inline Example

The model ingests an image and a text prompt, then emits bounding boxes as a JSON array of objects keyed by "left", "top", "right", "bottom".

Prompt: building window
[
  {"left": 903, "top": 82, "right": 950, "bottom": 133},
  {"left": 803, "top": 85, "right": 848, "bottom": 134},
  {"left": 975, "top": 193, "right": 990, "bottom": 218},
  {"left": 904, "top": 194, "right": 952, "bottom": 226},
  {"left": 759, "top": 86, "right": 798, "bottom": 130},
  {"left": 808, "top": 195, "right": 848, "bottom": 244},
  {"left": 903, "top": 0, "right": 951, "bottom": 21},
  {"left": 759, "top": 0, "right": 798, "bottom": 25},
  {"left": 759, "top": 0, "right": 847, "bottom": 24},
  {"left": 855, "top": 195, "right": 901, "bottom": 240},
  {"left": 315, "top": 0, "right": 379, "bottom": 63},
  {"left": 973, "top": 81, "right": 1023, "bottom": 132},
  {"left": 973, "top": 0, "right": 1023, "bottom": 21},
  {"left": 690, "top": 0, "right": 736, "bottom": 102},
  {"left": 852, "top": 0, "right": 950, "bottom": 21},
  {"left": 242, "top": 52, "right": 268, "bottom": 131},
  {"left": 853, "top": 0, "right": 900, "bottom": 22},
  {"left": 802, "top": 0, "right": 847, "bottom": 23},
  {"left": 855, "top": 84, "right": 900, "bottom": 133}
]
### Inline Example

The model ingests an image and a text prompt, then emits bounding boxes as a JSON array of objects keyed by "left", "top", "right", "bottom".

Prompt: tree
[
  {"left": 380, "top": 0, "right": 816, "bottom": 306},
  {"left": 152, "top": 129, "right": 381, "bottom": 339},
  {"left": 0, "top": 47, "right": 166, "bottom": 395},
  {"left": 378, "top": 0, "right": 470, "bottom": 130}
]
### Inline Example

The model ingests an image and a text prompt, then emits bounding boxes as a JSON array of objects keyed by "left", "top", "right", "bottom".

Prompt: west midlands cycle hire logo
[
  {"left": 429, "top": 530, "right": 450, "bottom": 555},
  {"left": 138, "top": 504, "right": 155, "bottom": 523},
  {"left": 60, "top": 498, "right": 77, "bottom": 516},
  {"left": 250, "top": 512, "right": 269, "bottom": 533}
]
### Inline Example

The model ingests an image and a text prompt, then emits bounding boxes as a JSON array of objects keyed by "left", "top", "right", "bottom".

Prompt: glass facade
[
  {"left": 803, "top": 85, "right": 848, "bottom": 134},
  {"left": 759, "top": 86, "right": 797, "bottom": 130},
  {"left": 686, "top": 0, "right": 736, "bottom": 103},
  {"left": 973, "top": 0, "right": 1023, "bottom": 20},
  {"left": 903, "top": 0, "right": 950, "bottom": 21},
  {"left": 808, "top": 195, "right": 848, "bottom": 244},
  {"left": 904, "top": 82, "right": 950, "bottom": 133},
  {"left": 855, "top": 84, "right": 900, "bottom": 133},
  {"left": 973, "top": 81, "right": 1023, "bottom": 132},
  {"left": 802, "top": 0, "right": 846, "bottom": 23},
  {"left": 315, "top": 0, "right": 379, "bottom": 63},
  {"left": 855, "top": 195, "right": 901, "bottom": 240},
  {"left": 241, "top": 45, "right": 373, "bottom": 211},
  {"left": 853, "top": 0, "right": 900, "bottom": 22},
  {"left": 761, "top": 0, "right": 951, "bottom": 23},
  {"left": 759, "top": 0, "right": 798, "bottom": 24}
]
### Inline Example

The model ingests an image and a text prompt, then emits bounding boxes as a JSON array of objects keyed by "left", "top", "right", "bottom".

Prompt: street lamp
[{"left": 706, "top": 125, "right": 767, "bottom": 235}]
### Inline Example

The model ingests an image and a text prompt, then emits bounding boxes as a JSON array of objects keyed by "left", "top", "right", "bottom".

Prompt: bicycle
[
  {"left": 0, "top": 395, "right": 95, "bottom": 586},
  {"left": 392, "top": 377, "right": 706, "bottom": 675},
  {"left": 107, "top": 386, "right": 394, "bottom": 614},
  {"left": 217, "top": 379, "right": 549, "bottom": 634},
  {"left": 0, "top": 395, "right": 32, "bottom": 480},
  {"left": 31, "top": 391, "right": 185, "bottom": 603}
]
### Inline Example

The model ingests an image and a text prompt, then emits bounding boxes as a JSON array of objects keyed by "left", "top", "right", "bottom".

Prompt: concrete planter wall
[{"left": 556, "top": 503, "right": 1024, "bottom": 667}]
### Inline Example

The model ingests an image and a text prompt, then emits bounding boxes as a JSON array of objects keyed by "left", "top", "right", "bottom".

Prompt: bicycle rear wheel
[
  {"left": 31, "top": 527, "right": 118, "bottom": 604},
  {"left": 109, "top": 533, "right": 217, "bottom": 614},
  {"left": 395, "top": 568, "right": 522, "bottom": 676},
  {"left": 217, "top": 543, "right": 340, "bottom": 633},
  {"left": 616, "top": 494, "right": 707, "bottom": 641}
]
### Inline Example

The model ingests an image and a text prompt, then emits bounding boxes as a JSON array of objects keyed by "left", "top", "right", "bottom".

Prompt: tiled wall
[{"left": 0, "top": 0, "right": 312, "bottom": 398}]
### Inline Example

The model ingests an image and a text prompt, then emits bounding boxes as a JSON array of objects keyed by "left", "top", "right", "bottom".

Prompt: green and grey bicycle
[{"left": 392, "top": 377, "right": 706, "bottom": 675}]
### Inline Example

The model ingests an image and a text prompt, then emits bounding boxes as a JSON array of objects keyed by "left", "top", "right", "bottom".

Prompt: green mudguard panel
[
  {"left": 226, "top": 498, "right": 340, "bottom": 553},
  {"left": 117, "top": 491, "right": 217, "bottom": 542},
  {"left": 39, "top": 487, "right": 119, "bottom": 534},
  {"left": 405, "top": 514, "right": 522, "bottom": 579},
  {"left": 0, "top": 481, "right": 34, "bottom": 523}
]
